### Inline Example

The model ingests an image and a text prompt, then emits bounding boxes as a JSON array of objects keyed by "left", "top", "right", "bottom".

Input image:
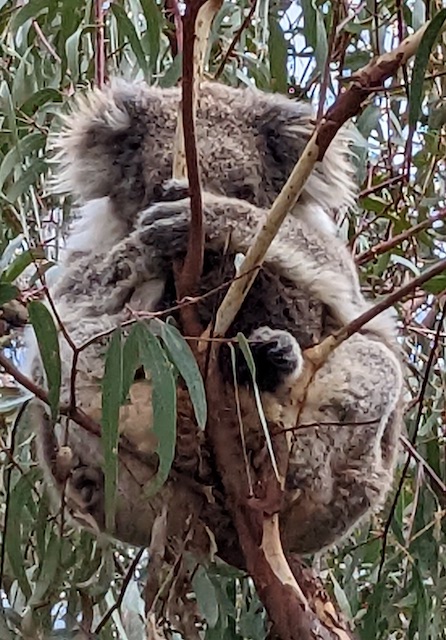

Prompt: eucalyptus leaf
[
  {"left": 101, "top": 328, "right": 123, "bottom": 532},
  {"left": 159, "top": 321, "right": 207, "bottom": 430},
  {"left": 136, "top": 323, "right": 176, "bottom": 494},
  {"left": 28, "top": 301, "right": 61, "bottom": 421}
]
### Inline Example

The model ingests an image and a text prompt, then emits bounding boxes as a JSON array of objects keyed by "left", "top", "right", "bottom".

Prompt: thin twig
[
  {"left": 358, "top": 174, "right": 405, "bottom": 199},
  {"left": 400, "top": 435, "right": 446, "bottom": 495},
  {"left": 0, "top": 404, "right": 25, "bottom": 592},
  {"left": 214, "top": 0, "right": 257, "bottom": 79},
  {"left": 94, "top": 548, "right": 145, "bottom": 633},
  {"left": 0, "top": 351, "right": 101, "bottom": 438},
  {"left": 377, "top": 303, "right": 446, "bottom": 580},
  {"left": 32, "top": 20, "right": 62, "bottom": 63},
  {"left": 335, "top": 257, "right": 446, "bottom": 346},
  {"left": 94, "top": 0, "right": 106, "bottom": 88},
  {"left": 356, "top": 208, "right": 446, "bottom": 265},
  {"left": 317, "top": 0, "right": 341, "bottom": 120},
  {"left": 165, "top": 0, "right": 183, "bottom": 55},
  {"left": 77, "top": 264, "right": 260, "bottom": 354}
]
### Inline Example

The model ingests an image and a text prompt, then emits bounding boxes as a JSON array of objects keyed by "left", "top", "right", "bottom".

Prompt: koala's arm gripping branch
[{"left": 210, "top": 20, "right": 431, "bottom": 340}]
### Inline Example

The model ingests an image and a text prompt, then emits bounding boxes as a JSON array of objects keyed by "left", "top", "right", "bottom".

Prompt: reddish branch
[
  {"left": 176, "top": 0, "right": 207, "bottom": 332},
  {"left": 356, "top": 209, "right": 446, "bottom": 265},
  {"left": 165, "top": 0, "right": 183, "bottom": 56},
  {"left": 0, "top": 351, "right": 101, "bottom": 438},
  {"left": 94, "top": 0, "right": 106, "bottom": 88},
  {"left": 206, "top": 371, "right": 356, "bottom": 640},
  {"left": 316, "top": 26, "right": 428, "bottom": 160},
  {"left": 336, "top": 256, "right": 446, "bottom": 345}
]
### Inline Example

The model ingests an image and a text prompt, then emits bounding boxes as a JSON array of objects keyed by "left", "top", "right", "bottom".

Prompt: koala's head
[{"left": 51, "top": 79, "right": 355, "bottom": 222}]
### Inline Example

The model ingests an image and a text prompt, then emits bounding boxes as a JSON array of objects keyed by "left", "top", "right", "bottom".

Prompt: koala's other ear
[
  {"left": 258, "top": 102, "right": 312, "bottom": 164},
  {"left": 255, "top": 98, "right": 356, "bottom": 214}
]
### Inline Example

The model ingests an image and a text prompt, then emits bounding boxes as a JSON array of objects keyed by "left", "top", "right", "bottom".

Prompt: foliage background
[{"left": 0, "top": 0, "right": 445, "bottom": 638}]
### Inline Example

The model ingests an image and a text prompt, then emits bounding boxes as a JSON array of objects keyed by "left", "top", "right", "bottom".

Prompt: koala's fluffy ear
[
  {"left": 50, "top": 81, "right": 173, "bottom": 220},
  {"left": 256, "top": 100, "right": 357, "bottom": 215}
]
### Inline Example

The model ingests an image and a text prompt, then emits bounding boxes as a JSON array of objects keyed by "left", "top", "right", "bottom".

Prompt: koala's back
[{"left": 52, "top": 80, "right": 355, "bottom": 224}]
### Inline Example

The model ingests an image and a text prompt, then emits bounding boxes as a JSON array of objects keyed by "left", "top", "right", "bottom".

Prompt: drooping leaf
[
  {"left": 101, "top": 328, "right": 123, "bottom": 532},
  {"left": 236, "top": 333, "right": 279, "bottom": 481},
  {"left": 192, "top": 566, "right": 219, "bottom": 629},
  {"left": 28, "top": 301, "right": 61, "bottom": 420},
  {"left": 28, "top": 531, "right": 61, "bottom": 607},
  {"left": 299, "top": 0, "right": 328, "bottom": 71},
  {"left": 121, "top": 324, "right": 141, "bottom": 404},
  {"left": 141, "top": 0, "right": 161, "bottom": 75},
  {"left": 268, "top": 17, "right": 287, "bottom": 94},
  {"left": 0, "top": 282, "right": 18, "bottom": 305},
  {"left": 2, "top": 247, "right": 45, "bottom": 282},
  {"left": 5, "top": 475, "right": 34, "bottom": 599},
  {"left": 408, "top": 9, "right": 446, "bottom": 128},
  {"left": 159, "top": 321, "right": 207, "bottom": 430},
  {"left": 136, "top": 323, "right": 176, "bottom": 494},
  {"left": 110, "top": 4, "right": 149, "bottom": 76},
  {"left": 10, "top": 0, "right": 50, "bottom": 32},
  {"left": 0, "top": 132, "right": 45, "bottom": 192}
]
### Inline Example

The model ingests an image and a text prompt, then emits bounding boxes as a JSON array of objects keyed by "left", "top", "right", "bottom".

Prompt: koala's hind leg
[{"left": 282, "top": 332, "right": 403, "bottom": 554}]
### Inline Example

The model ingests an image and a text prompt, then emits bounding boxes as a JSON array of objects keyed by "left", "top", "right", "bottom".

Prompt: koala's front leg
[{"left": 134, "top": 179, "right": 259, "bottom": 261}]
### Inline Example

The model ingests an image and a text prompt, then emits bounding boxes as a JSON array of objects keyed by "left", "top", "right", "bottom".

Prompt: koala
[{"left": 26, "top": 80, "right": 404, "bottom": 557}]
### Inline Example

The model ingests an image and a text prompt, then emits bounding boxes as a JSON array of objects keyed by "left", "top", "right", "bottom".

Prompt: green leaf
[
  {"left": 20, "top": 88, "right": 63, "bottom": 116},
  {"left": 0, "top": 283, "right": 18, "bottom": 305},
  {"left": 136, "top": 323, "right": 176, "bottom": 494},
  {"left": 268, "top": 18, "right": 287, "bottom": 94},
  {"left": 28, "top": 301, "right": 61, "bottom": 421},
  {"left": 0, "top": 81, "right": 19, "bottom": 145},
  {"left": 121, "top": 324, "right": 141, "bottom": 404},
  {"left": 65, "top": 26, "right": 83, "bottom": 82},
  {"left": 110, "top": 4, "right": 149, "bottom": 76},
  {"left": 158, "top": 54, "right": 183, "bottom": 88},
  {"left": 141, "top": 0, "right": 161, "bottom": 74},
  {"left": 192, "top": 566, "right": 219, "bottom": 629},
  {"left": 0, "top": 387, "right": 33, "bottom": 414},
  {"left": 101, "top": 328, "right": 123, "bottom": 532},
  {"left": 5, "top": 475, "right": 33, "bottom": 599},
  {"left": 2, "top": 247, "right": 45, "bottom": 282},
  {"left": 10, "top": 0, "right": 50, "bottom": 32},
  {"left": 0, "top": 132, "right": 45, "bottom": 192},
  {"left": 236, "top": 333, "right": 279, "bottom": 481},
  {"left": 408, "top": 10, "right": 446, "bottom": 129},
  {"left": 5, "top": 159, "right": 48, "bottom": 202},
  {"left": 28, "top": 531, "right": 61, "bottom": 607},
  {"left": 159, "top": 321, "right": 207, "bottom": 430},
  {"left": 300, "top": 0, "right": 328, "bottom": 71},
  {"left": 421, "top": 274, "right": 446, "bottom": 295}
]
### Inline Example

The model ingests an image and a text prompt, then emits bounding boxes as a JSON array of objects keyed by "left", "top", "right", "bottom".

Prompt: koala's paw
[
  {"left": 137, "top": 200, "right": 191, "bottom": 256},
  {"left": 246, "top": 327, "right": 303, "bottom": 392},
  {"left": 154, "top": 178, "right": 190, "bottom": 202}
]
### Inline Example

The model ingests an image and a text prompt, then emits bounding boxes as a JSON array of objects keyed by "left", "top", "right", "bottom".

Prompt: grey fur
[{"left": 27, "top": 80, "right": 404, "bottom": 556}]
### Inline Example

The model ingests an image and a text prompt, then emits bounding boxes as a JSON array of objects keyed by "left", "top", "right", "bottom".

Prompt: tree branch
[
  {"left": 356, "top": 208, "right": 446, "bottom": 265},
  {"left": 209, "top": 21, "right": 431, "bottom": 340}
]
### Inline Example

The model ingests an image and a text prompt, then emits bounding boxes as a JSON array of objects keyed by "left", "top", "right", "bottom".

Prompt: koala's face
[
  {"left": 55, "top": 79, "right": 352, "bottom": 224},
  {"left": 104, "top": 81, "right": 313, "bottom": 214}
]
